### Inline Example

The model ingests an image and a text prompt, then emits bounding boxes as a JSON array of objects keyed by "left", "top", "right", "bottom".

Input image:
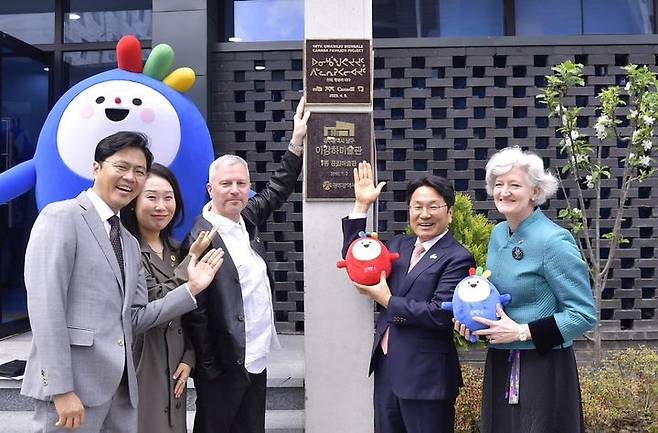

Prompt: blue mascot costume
[{"left": 0, "top": 35, "right": 213, "bottom": 238}]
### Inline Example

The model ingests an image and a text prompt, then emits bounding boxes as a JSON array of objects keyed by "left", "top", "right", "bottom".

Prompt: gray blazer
[{"left": 20, "top": 192, "right": 197, "bottom": 408}]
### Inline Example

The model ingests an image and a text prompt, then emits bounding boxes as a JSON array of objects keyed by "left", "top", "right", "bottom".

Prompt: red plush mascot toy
[{"left": 337, "top": 231, "right": 400, "bottom": 285}]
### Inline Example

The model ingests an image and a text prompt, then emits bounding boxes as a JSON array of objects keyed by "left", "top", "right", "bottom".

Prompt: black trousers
[
  {"left": 374, "top": 352, "right": 455, "bottom": 433},
  {"left": 193, "top": 368, "right": 267, "bottom": 433}
]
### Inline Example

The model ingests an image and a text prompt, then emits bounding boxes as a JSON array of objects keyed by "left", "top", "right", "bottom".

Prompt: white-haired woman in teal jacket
[{"left": 456, "top": 146, "right": 596, "bottom": 433}]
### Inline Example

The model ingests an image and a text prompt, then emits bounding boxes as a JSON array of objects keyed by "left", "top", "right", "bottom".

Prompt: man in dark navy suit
[{"left": 342, "top": 162, "right": 475, "bottom": 433}]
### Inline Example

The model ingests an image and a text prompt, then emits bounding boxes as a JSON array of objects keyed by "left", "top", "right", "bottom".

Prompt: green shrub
[
  {"left": 450, "top": 193, "right": 495, "bottom": 350},
  {"left": 455, "top": 363, "right": 484, "bottom": 433},
  {"left": 453, "top": 346, "right": 658, "bottom": 433},
  {"left": 448, "top": 192, "right": 494, "bottom": 268},
  {"left": 580, "top": 346, "right": 658, "bottom": 433}
]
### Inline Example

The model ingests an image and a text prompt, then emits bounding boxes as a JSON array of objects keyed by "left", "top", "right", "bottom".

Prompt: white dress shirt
[
  {"left": 415, "top": 230, "right": 448, "bottom": 260},
  {"left": 203, "top": 202, "right": 279, "bottom": 374},
  {"left": 86, "top": 188, "right": 119, "bottom": 238}
]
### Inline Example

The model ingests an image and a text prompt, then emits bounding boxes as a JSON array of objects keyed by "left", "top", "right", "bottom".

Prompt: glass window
[
  {"left": 231, "top": 0, "right": 303, "bottom": 42},
  {"left": 583, "top": 0, "right": 653, "bottom": 35},
  {"left": 64, "top": 51, "right": 117, "bottom": 88},
  {"left": 65, "top": 0, "right": 151, "bottom": 43},
  {"left": 63, "top": 49, "right": 150, "bottom": 88},
  {"left": 515, "top": 0, "right": 582, "bottom": 36},
  {"left": 374, "top": 0, "right": 418, "bottom": 38},
  {"left": 374, "top": 0, "right": 503, "bottom": 38},
  {"left": 0, "top": 0, "right": 55, "bottom": 44},
  {"left": 1, "top": 43, "right": 50, "bottom": 331},
  {"left": 425, "top": 0, "right": 504, "bottom": 37}
]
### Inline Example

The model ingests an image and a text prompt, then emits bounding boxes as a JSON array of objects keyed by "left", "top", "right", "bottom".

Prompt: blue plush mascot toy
[
  {"left": 441, "top": 267, "right": 512, "bottom": 343},
  {"left": 0, "top": 35, "right": 213, "bottom": 238}
]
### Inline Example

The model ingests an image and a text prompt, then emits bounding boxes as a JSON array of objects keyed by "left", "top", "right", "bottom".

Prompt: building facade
[{"left": 1, "top": 1, "right": 657, "bottom": 347}]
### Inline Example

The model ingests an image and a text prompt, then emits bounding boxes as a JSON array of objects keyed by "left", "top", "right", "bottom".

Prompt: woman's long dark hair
[{"left": 121, "top": 163, "right": 185, "bottom": 243}]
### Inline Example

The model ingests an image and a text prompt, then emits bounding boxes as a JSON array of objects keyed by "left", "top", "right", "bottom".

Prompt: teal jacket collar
[{"left": 505, "top": 207, "right": 544, "bottom": 240}]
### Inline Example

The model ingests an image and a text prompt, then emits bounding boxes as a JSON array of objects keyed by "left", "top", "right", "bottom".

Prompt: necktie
[
  {"left": 108, "top": 215, "right": 125, "bottom": 282},
  {"left": 380, "top": 241, "right": 426, "bottom": 355},
  {"left": 408, "top": 241, "right": 425, "bottom": 272}
]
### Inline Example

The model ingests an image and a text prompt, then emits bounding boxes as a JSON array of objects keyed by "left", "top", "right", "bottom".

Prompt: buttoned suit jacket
[
  {"left": 342, "top": 217, "right": 475, "bottom": 401},
  {"left": 182, "top": 151, "right": 302, "bottom": 381},
  {"left": 21, "top": 192, "right": 197, "bottom": 409}
]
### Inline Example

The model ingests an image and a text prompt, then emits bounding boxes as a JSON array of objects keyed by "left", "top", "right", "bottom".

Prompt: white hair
[
  {"left": 485, "top": 147, "right": 558, "bottom": 205},
  {"left": 208, "top": 154, "right": 249, "bottom": 183}
]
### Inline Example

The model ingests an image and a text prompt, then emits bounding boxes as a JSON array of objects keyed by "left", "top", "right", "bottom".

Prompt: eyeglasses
[
  {"left": 409, "top": 203, "right": 449, "bottom": 214},
  {"left": 102, "top": 160, "right": 147, "bottom": 178}
]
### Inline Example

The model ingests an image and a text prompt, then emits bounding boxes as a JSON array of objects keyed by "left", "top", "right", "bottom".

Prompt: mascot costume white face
[{"left": 0, "top": 35, "right": 214, "bottom": 237}]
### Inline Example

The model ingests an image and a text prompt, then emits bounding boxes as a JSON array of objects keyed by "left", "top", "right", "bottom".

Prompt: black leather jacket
[{"left": 182, "top": 151, "right": 302, "bottom": 380}]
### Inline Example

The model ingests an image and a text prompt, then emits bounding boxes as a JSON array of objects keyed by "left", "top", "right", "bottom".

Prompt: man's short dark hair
[
  {"left": 94, "top": 131, "right": 154, "bottom": 169},
  {"left": 406, "top": 176, "right": 455, "bottom": 208}
]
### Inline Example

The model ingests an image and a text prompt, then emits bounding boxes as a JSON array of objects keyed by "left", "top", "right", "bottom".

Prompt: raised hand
[
  {"left": 291, "top": 96, "right": 311, "bottom": 148},
  {"left": 186, "top": 248, "right": 224, "bottom": 295},
  {"left": 188, "top": 226, "right": 219, "bottom": 259},
  {"left": 352, "top": 161, "right": 386, "bottom": 213}
]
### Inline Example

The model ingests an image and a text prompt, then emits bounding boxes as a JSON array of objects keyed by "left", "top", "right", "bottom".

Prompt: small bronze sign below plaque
[
  {"left": 305, "top": 112, "right": 373, "bottom": 200},
  {"left": 305, "top": 39, "right": 371, "bottom": 104}
]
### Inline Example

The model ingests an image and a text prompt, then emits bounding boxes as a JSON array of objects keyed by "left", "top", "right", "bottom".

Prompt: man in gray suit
[{"left": 21, "top": 131, "right": 223, "bottom": 433}]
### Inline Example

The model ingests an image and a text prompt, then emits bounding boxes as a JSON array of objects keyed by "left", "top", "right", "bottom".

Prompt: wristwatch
[
  {"left": 288, "top": 140, "right": 303, "bottom": 154},
  {"left": 518, "top": 325, "right": 529, "bottom": 342}
]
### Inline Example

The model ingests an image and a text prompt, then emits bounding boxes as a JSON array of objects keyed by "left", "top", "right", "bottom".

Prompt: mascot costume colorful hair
[
  {"left": 337, "top": 231, "right": 400, "bottom": 286},
  {"left": 0, "top": 35, "right": 213, "bottom": 237},
  {"left": 441, "top": 267, "right": 512, "bottom": 343}
]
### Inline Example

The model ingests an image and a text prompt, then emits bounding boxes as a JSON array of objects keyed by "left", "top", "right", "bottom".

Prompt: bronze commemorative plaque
[
  {"left": 305, "top": 39, "right": 371, "bottom": 104},
  {"left": 305, "top": 112, "right": 373, "bottom": 200}
]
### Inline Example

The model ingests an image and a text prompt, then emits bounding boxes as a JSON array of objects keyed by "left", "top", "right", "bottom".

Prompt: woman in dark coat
[{"left": 122, "top": 163, "right": 217, "bottom": 433}]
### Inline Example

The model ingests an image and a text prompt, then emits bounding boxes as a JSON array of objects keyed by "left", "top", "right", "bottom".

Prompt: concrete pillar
[
  {"left": 151, "top": 0, "right": 208, "bottom": 119},
  {"left": 303, "top": 1, "right": 374, "bottom": 433}
]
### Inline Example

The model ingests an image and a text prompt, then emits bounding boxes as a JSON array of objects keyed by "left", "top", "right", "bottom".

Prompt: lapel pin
[
  {"left": 512, "top": 246, "right": 524, "bottom": 260},
  {"left": 430, "top": 254, "right": 437, "bottom": 260},
  {"left": 171, "top": 255, "right": 177, "bottom": 262}
]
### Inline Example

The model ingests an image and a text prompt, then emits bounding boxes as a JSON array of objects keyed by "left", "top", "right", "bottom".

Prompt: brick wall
[{"left": 209, "top": 37, "right": 658, "bottom": 341}]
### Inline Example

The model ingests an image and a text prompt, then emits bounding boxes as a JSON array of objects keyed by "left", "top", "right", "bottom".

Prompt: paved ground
[{"left": 0, "top": 333, "right": 305, "bottom": 432}]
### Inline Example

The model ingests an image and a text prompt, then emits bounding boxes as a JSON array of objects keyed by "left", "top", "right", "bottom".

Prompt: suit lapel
[
  {"left": 390, "top": 237, "right": 415, "bottom": 295},
  {"left": 398, "top": 232, "right": 453, "bottom": 297},
  {"left": 77, "top": 193, "right": 125, "bottom": 292},
  {"left": 141, "top": 241, "right": 175, "bottom": 279}
]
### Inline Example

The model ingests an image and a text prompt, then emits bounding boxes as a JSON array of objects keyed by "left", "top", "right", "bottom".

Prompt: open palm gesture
[
  {"left": 186, "top": 248, "right": 224, "bottom": 295},
  {"left": 353, "top": 161, "right": 386, "bottom": 212},
  {"left": 292, "top": 96, "right": 311, "bottom": 145}
]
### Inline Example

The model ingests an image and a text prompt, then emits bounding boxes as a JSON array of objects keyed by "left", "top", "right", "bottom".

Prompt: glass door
[{"left": 0, "top": 31, "right": 50, "bottom": 338}]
